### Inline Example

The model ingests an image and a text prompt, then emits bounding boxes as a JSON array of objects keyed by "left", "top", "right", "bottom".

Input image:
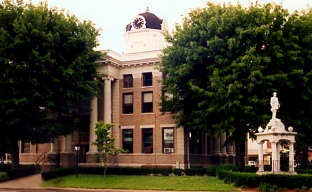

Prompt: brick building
[{"left": 19, "top": 8, "right": 236, "bottom": 171}]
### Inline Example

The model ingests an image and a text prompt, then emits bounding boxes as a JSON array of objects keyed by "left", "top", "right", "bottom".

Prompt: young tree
[
  {"left": 0, "top": 0, "right": 103, "bottom": 168},
  {"left": 159, "top": 2, "right": 312, "bottom": 165},
  {"left": 92, "top": 122, "right": 126, "bottom": 178}
]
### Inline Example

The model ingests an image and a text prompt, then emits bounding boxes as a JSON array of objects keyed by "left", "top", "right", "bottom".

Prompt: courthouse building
[{"left": 19, "top": 8, "right": 236, "bottom": 170}]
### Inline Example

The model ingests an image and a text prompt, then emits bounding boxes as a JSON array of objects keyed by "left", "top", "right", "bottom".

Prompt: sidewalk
[{"left": 0, "top": 174, "right": 43, "bottom": 189}]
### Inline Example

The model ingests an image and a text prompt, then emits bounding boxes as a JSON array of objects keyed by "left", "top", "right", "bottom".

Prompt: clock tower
[{"left": 124, "top": 7, "right": 168, "bottom": 53}]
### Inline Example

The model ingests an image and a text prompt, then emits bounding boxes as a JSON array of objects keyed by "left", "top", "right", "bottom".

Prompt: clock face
[{"left": 133, "top": 17, "right": 144, "bottom": 29}]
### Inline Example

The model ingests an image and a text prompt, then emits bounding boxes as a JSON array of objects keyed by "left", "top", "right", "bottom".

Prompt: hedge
[
  {"left": 184, "top": 168, "right": 206, "bottom": 176},
  {"left": 6, "top": 164, "right": 39, "bottom": 179},
  {"left": 219, "top": 170, "right": 312, "bottom": 189},
  {"left": 42, "top": 166, "right": 176, "bottom": 180},
  {"left": 0, "top": 172, "right": 10, "bottom": 182}
]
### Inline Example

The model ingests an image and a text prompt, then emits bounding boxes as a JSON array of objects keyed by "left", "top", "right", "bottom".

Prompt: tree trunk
[
  {"left": 10, "top": 138, "right": 19, "bottom": 169},
  {"left": 235, "top": 136, "right": 246, "bottom": 166},
  {"left": 302, "top": 146, "right": 309, "bottom": 169}
]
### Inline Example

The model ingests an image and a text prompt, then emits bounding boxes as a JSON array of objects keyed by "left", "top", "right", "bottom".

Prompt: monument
[{"left": 256, "top": 92, "right": 297, "bottom": 174}]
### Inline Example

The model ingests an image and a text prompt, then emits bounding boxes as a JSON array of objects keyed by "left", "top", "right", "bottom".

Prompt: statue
[{"left": 270, "top": 92, "right": 280, "bottom": 120}]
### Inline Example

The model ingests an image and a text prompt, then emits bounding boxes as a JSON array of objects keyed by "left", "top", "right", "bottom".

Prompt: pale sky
[{"left": 31, "top": 0, "right": 311, "bottom": 54}]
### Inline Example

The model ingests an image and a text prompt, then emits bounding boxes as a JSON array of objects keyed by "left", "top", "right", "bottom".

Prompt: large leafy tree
[
  {"left": 0, "top": 0, "right": 103, "bottom": 168},
  {"left": 159, "top": 2, "right": 312, "bottom": 166}
]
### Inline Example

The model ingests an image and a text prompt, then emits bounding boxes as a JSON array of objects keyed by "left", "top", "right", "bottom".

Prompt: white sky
[{"left": 31, "top": 0, "right": 311, "bottom": 54}]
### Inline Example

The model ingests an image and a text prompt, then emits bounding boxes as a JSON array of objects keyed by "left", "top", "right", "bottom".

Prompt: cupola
[{"left": 124, "top": 7, "right": 168, "bottom": 53}]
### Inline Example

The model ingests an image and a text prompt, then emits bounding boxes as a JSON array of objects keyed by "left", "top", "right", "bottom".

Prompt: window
[
  {"left": 123, "top": 93, "right": 133, "bottom": 114},
  {"left": 142, "top": 92, "right": 153, "bottom": 113},
  {"left": 22, "top": 142, "right": 30, "bottom": 153},
  {"left": 163, "top": 128, "right": 174, "bottom": 153},
  {"left": 124, "top": 74, "right": 133, "bottom": 88},
  {"left": 123, "top": 129, "right": 133, "bottom": 153},
  {"left": 142, "top": 129, "right": 153, "bottom": 153},
  {"left": 142, "top": 72, "right": 152, "bottom": 86}
]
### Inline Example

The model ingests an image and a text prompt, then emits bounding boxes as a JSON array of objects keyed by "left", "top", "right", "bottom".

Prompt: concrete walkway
[{"left": 0, "top": 174, "right": 43, "bottom": 189}]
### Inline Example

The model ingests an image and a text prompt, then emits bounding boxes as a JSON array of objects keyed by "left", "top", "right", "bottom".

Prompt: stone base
[
  {"left": 86, "top": 153, "right": 100, "bottom": 163},
  {"left": 47, "top": 153, "right": 60, "bottom": 164},
  {"left": 266, "top": 118, "right": 285, "bottom": 132},
  {"left": 211, "top": 154, "right": 221, "bottom": 165},
  {"left": 60, "top": 152, "right": 75, "bottom": 168},
  {"left": 227, "top": 155, "right": 235, "bottom": 164},
  {"left": 41, "top": 163, "right": 59, "bottom": 172},
  {"left": 257, "top": 171, "right": 297, "bottom": 175}
]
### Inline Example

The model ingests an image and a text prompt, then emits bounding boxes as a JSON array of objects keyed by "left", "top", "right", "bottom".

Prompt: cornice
[{"left": 97, "top": 49, "right": 162, "bottom": 68}]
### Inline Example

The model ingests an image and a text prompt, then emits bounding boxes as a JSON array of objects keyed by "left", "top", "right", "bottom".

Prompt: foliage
[
  {"left": 173, "top": 168, "right": 184, "bottom": 176},
  {"left": 41, "top": 167, "right": 75, "bottom": 180},
  {"left": 217, "top": 170, "right": 312, "bottom": 189},
  {"left": 206, "top": 165, "right": 218, "bottom": 176},
  {"left": 297, "top": 169, "right": 312, "bottom": 174},
  {"left": 159, "top": 1, "right": 312, "bottom": 165},
  {"left": 258, "top": 183, "right": 278, "bottom": 192},
  {"left": 242, "top": 166, "right": 258, "bottom": 173},
  {"left": 41, "top": 166, "right": 208, "bottom": 180},
  {"left": 91, "top": 122, "right": 127, "bottom": 178},
  {"left": 0, "top": 171, "right": 9, "bottom": 182},
  {"left": 216, "top": 164, "right": 239, "bottom": 177},
  {"left": 6, "top": 164, "right": 37, "bottom": 179},
  {"left": 0, "top": 0, "right": 103, "bottom": 168},
  {"left": 184, "top": 168, "right": 206, "bottom": 176}
]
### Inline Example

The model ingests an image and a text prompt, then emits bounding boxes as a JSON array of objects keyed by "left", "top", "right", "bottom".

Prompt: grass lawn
[{"left": 41, "top": 174, "right": 239, "bottom": 191}]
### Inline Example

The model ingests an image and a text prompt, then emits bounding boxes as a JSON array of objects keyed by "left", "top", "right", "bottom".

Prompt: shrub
[
  {"left": 258, "top": 183, "right": 278, "bottom": 192},
  {"left": 41, "top": 167, "right": 75, "bottom": 180},
  {"left": 173, "top": 168, "right": 183, "bottom": 176},
  {"left": 0, "top": 172, "right": 10, "bottom": 182},
  {"left": 6, "top": 165, "right": 37, "bottom": 179},
  {"left": 231, "top": 172, "right": 261, "bottom": 187},
  {"left": 207, "top": 165, "right": 217, "bottom": 176},
  {"left": 216, "top": 164, "right": 238, "bottom": 178},
  {"left": 42, "top": 166, "right": 175, "bottom": 180},
  {"left": 242, "top": 166, "right": 256, "bottom": 173},
  {"left": 184, "top": 168, "right": 206, "bottom": 176},
  {"left": 215, "top": 164, "right": 223, "bottom": 176},
  {"left": 297, "top": 169, "right": 312, "bottom": 174}
]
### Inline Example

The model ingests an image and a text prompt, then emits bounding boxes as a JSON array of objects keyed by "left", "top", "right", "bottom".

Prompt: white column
[
  {"left": 88, "top": 98, "right": 98, "bottom": 153},
  {"left": 220, "top": 132, "right": 226, "bottom": 155},
  {"left": 276, "top": 143, "right": 280, "bottom": 172},
  {"left": 50, "top": 138, "right": 59, "bottom": 153},
  {"left": 62, "top": 135, "right": 72, "bottom": 152},
  {"left": 213, "top": 136, "right": 220, "bottom": 154},
  {"left": 104, "top": 77, "right": 113, "bottom": 124},
  {"left": 289, "top": 142, "right": 295, "bottom": 172},
  {"left": 271, "top": 141, "right": 277, "bottom": 173},
  {"left": 258, "top": 142, "right": 264, "bottom": 172}
]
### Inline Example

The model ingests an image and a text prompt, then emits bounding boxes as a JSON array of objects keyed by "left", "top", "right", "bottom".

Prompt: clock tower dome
[{"left": 124, "top": 7, "right": 168, "bottom": 53}]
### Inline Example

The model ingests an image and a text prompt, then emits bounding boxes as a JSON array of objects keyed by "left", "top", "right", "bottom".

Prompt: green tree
[
  {"left": 0, "top": 0, "right": 103, "bottom": 168},
  {"left": 159, "top": 2, "right": 312, "bottom": 165},
  {"left": 92, "top": 122, "right": 126, "bottom": 178}
]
